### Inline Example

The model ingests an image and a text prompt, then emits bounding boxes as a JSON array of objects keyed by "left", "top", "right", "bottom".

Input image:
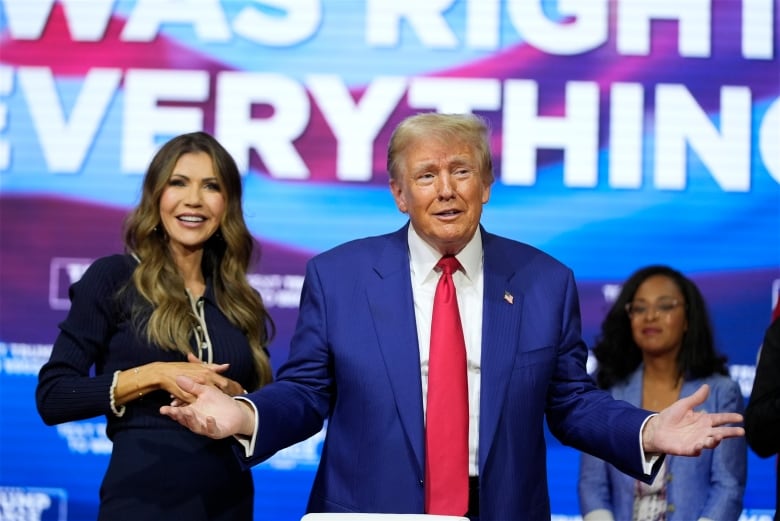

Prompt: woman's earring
[{"left": 153, "top": 224, "right": 167, "bottom": 240}]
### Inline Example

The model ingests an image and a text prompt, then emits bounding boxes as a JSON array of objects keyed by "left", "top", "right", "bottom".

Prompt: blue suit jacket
[
  {"left": 245, "top": 224, "right": 655, "bottom": 521},
  {"left": 578, "top": 367, "right": 747, "bottom": 521}
]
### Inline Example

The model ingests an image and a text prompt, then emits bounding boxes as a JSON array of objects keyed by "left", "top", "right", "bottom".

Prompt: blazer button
[
  {"left": 418, "top": 479, "right": 424, "bottom": 487},
  {"left": 667, "top": 504, "right": 676, "bottom": 513}
]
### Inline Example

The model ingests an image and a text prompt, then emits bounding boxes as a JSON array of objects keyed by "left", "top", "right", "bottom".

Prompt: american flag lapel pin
[{"left": 504, "top": 290, "right": 514, "bottom": 304}]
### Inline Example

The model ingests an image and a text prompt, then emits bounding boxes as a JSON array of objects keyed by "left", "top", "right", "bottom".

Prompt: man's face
[{"left": 390, "top": 135, "right": 491, "bottom": 255}]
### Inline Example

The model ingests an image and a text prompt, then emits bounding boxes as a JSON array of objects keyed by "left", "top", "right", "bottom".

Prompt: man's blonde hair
[{"left": 386, "top": 112, "right": 494, "bottom": 185}]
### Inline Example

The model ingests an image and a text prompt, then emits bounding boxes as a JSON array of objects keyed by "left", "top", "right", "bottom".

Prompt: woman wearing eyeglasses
[{"left": 578, "top": 265, "right": 747, "bottom": 521}]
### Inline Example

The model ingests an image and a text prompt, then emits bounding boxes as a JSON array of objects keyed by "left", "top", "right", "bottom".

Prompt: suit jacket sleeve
[
  {"left": 242, "top": 258, "right": 333, "bottom": 465},
  {"left": 543, "top": 270, "right": 655, "bottom": 482}
]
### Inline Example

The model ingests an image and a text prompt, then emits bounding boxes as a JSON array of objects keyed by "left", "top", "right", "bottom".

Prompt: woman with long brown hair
[{"left": 37, "top": 131, "right": 274, "bottom": 520}]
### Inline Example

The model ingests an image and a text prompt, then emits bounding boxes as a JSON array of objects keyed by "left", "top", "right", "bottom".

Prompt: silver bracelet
[{"left": 109, "top": 370, "right": 126, "bottom": 417}]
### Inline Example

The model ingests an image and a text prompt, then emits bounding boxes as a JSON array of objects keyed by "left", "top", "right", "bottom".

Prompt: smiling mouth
[
  {"left": 435, "top": 209, "right": 460, "bottom": 217},
  {"left": 178, "top": 216, "right": 206, "bottom": 223}
]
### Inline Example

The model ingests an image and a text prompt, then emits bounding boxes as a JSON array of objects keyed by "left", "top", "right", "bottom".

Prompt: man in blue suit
[{"left": 162, "top": 113, "right": 744, "bottom": 520}]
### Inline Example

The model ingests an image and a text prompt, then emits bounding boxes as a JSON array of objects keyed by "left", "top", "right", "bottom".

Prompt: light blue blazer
[
  {"left": 244, "top": 224, "right": 659, "bottom": 521},
  {"left": 578, "top": 366, "right": 747, "bottom": 521}
]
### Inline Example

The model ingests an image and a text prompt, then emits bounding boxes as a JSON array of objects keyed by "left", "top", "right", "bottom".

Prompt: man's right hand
[{"left": 160, "top": 375, "right": 256, "bottom": 438}]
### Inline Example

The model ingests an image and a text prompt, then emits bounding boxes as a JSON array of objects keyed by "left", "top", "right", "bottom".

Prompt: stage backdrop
[{"left": 1, "top": 1, "right": 778, "bottom": 520}]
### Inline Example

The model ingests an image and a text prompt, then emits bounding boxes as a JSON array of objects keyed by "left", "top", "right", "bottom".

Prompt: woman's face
[
  {"left": 627, "top": 274, "right": 688, "bottom": 359},
  {"left": 159, "top": 151, "right": 226, "bottom": 260}
]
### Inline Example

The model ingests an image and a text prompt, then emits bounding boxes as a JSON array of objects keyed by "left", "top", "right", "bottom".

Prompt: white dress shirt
[{"left": 407, "top": 224, "right": 483, "bottom": 477}]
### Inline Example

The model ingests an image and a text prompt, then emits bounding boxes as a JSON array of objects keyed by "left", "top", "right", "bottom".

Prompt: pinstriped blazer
[{"left": 244, "top": 223, "right": 655, "bottom": 521}]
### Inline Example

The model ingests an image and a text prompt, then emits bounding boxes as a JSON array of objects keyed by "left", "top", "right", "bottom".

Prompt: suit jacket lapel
[
  {"left": 478, "top": 230, "right": 523, "bottom": 472},
  {"left": 366, "top": 224, "right": 426, "bottom": 475}
]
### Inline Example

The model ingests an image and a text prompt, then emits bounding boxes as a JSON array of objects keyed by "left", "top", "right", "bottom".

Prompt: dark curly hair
[{"left": 591, "top": 265, "right": 728, "bottom": 389}]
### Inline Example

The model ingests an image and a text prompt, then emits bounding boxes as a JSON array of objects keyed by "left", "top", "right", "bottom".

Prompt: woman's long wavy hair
[
  {"left": 122, "top": 131, "right": 273, "bottom": 389},
  {"left": 591, "top": 265, "right": 728, "bottom": 390}
]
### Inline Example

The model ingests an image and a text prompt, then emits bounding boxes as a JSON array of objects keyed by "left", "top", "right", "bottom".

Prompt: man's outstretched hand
[
  {"left": 642, "top": 383, "right": 744, "bottom": 456},
  {"left": 160, "top": 375, "right": 256, "bottom": 438}
]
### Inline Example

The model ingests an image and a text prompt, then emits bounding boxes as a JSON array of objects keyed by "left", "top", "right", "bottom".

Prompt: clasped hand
[
  {"left": 161, "top": 375, "right": 256, "bottom": 438},
  {"left": 157, "top": 353, "right": 245, "bottom": 403}
]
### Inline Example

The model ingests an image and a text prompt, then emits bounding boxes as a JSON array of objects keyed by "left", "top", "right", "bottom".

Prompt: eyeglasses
[{"left": 625, "top": 298, "right": 684, "bottom": 319}]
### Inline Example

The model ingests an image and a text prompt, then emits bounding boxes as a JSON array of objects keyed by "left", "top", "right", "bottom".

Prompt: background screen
[{"left": 1, "top": 1, "right": 778, "bottom": 519}]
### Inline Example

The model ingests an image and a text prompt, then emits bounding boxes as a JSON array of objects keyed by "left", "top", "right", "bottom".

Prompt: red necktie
[{"left": 425, "top": 255, "right": 469, "bottom": 515}]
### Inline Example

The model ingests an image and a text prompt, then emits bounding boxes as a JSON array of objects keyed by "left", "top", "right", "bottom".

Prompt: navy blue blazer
[{"left": 245, "top": 224, "right": 655, "bottom": 520}]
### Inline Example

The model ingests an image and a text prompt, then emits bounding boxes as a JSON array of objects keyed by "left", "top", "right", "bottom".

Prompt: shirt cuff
[
  {"left": 638, "top": 413, "right": 661, "bottom": 474},
  {"left": 233, "top": 396, "right": 259, "bottom": 458}
]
